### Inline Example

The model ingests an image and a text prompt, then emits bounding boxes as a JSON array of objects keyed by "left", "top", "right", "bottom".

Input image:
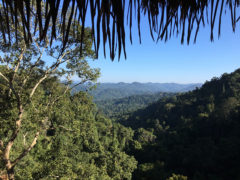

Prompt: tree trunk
[
  {"left": 3, "top": 142, "right": 14, "bottom": 180},
  {"left": 0, "top": 172, "right": 9, "bottom": 180},
  {"left": 7, "top": 168, "right": 14, "bottom": 180}
]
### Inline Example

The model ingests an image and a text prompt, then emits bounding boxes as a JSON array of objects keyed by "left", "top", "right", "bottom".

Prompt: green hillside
[
  {"left": 73, "top": 82, "right": 202, "bottom": 101},
  {"left": 120, "top": 69, "right": 240, "bottom": 180},
  {"left": 96, "top": 92, "right": 175, "bottom": 120}
]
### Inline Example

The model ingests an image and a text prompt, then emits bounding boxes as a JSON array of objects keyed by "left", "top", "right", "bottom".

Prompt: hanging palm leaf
[{"left": 0, "top": 0, "right": 239, "bottom": 60}]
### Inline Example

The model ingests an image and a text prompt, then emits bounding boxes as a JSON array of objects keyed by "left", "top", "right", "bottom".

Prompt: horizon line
[{"left": 72, "top": 81, "right": 204, "bottom": 85}]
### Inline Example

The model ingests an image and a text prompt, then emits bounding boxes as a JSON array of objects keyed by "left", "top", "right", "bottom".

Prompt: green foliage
[
  {"left": 1, "top": 13, "right": 240, "bottom": 179},
  {"left": 1, "top": 76, "right": 137, "bottom": 179},
  {"left": 0, "top": 7, "right": 138, "bottom": 179},
  {"left": 134, "top": 128, "right": 156, "bottom": 145},
  {"left": 166, "top": 174, "right": 188, "bottom": 180},
  {"left": 96, "top": 92, "right": 174, "bottom": 120},
  {"left": 118, "top": 68, "right": 240, "bottom": 180}
]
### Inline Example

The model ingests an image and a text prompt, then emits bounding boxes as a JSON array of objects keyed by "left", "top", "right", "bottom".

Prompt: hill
[
  {"left": 120, "top": 69, "right": 240, "bottom": 180},
  {"left": 95, "top": 92, "right": 175, "bottom": 120},
  {"left": 73, "top": 82, "right": 202, "bottom": 101}
]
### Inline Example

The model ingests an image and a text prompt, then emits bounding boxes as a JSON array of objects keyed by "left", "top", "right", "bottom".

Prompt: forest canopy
[{"left": 1, "top": 1, "right": 240, "bottom": 180}]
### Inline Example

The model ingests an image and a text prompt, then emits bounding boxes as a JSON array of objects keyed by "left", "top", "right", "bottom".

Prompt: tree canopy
[
  {"left": 0, "top": 4, "right": 101, "bottom": 179},
  {"left": 117, "top": 68, "right": 240, "bottom": 179},
  {"left": 0, "top": 0, "right": 239, "bottom": 60}
]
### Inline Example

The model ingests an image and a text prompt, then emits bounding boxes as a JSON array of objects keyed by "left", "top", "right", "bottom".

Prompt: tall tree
[{"left": 0, "top": 7, "right": 99, "bottom": 179}]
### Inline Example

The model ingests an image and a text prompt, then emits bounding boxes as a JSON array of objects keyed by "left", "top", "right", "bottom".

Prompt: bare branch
[
  {"left": 58, "top": 125, "right": 74, "bottom": 132},
  {"left": 29, "top": 48, "right": 73, "bottom": 99},
  {"left": 9, "top": 45, "right": 26, "bottom": 96},
  {"left": 14, "top": 46, "right": 26, "bottom": 75},
  {"left": 11, "top": 131, "right": 40, "bottom": 168},
  {"left": 22, "top": 46, "right": 45, "bottom": 88},
  {"left": 0, "top": 71, "right": 9, "bottom": 82},
  {"left": 29, "top": 74, "right": 48, "bottom": 98},
  {"left": 0, "top": 56, "right": 9, "bottom": 70},
  {"left": 32, "top": 38, "right": 41, "bottom": 52},
  {"left": 22, "top": 133, "right": 28, "bottom": 147},
  {"left": 69, "top": 79, "right": 88, "bottom": 91},
  {"left": 22, "top": 36, "right": 50, "bottom": 90}
]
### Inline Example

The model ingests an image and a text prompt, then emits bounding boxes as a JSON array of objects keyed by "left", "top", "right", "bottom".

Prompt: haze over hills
[{"left": 74, "top": 82, "right": 202, "bottom": 101}]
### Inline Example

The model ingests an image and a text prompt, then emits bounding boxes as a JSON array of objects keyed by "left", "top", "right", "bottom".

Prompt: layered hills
[
  {"left": 94, "top": 69, "right": 240, "bottom": 179},
  {"left": 73, "top": 82, "right": 202, "bottom": 101},
  {"left": 120, "top": 69, "right": 240, "bottom": 179}
]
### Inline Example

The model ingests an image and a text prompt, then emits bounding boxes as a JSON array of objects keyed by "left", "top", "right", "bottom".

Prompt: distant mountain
[{"left": 73, "top": 82, "right": 202, "bottom": 101}]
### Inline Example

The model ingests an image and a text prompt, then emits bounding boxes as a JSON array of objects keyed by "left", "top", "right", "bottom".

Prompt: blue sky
[{"left": 87, "top": 9, "right": 240, "bottom": 84}]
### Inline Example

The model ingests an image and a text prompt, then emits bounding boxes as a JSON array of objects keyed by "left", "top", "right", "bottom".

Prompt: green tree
[
  {"left": 0, "top": 76, "right": 137, "bottom": 179},
  {"left": 166, "top": 174, "right": 188, "bottom": 180},
  {"left": 0, "top": 8, "right": 99, "bottom": 179}
]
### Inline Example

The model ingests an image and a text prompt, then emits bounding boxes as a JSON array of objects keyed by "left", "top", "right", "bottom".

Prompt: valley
[{"left": 92, "top": 69, "right": 240, "bottom": 179}]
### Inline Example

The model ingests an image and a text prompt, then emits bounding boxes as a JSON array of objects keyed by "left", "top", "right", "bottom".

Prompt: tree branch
[
  {"left": 13, "top": 46, "right": 26, "bottom": 76},
  {"left": 0, "top": 71, "right": 9, "bottom": 82},
  {"left": 29, "top": 48, "right": 71, "bottom": 99},
  {"left": 22, "top": 133, "right": 28, "bottom": 147},
  {"left": 69, "top": 79, "right": 87, "bottom": 91},
  {"left": 3, "top": 104, "right": 23, "bottom": 170},
  {"left": 9, "top": 45, "right": 26, "bottom": 96},
  {"left": 11, "top": 131, "right": 40, "bottom": 168},
  {"left": 44, "top": 86, "right": 70, "bottom": 111},
  {"left": 0, "top": 56, "right": 10, "bottom": 70},
  {"left": 29, "top": 74, "right": 48, "bottom": 98},
  {"left": 22, "top": 38, "right": 49, "bottom": 89},
  {"left": 58, "top": 125, "right": 74, "bottom": 132}
]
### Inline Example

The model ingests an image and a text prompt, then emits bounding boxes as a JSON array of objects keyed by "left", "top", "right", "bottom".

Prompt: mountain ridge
[{"left": 73, "top": 82, "right": 202, "bottom": 101}]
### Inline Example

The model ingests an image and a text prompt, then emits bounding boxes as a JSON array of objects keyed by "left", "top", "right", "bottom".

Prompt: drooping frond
[{"left": 0, "top": 0, "right": 239, "bottom": 60}]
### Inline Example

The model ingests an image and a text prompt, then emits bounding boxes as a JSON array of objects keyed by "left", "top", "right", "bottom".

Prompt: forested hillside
[
  {"left": 119, "top": 69, "right": 240, "bottom": 180},
  {"left": 96, "top": 92, "right": 175, "bottom": 120},
  {"left": 2, "top": 67, "right": 240, "bottom": 179},
  {"left": 2, "top": 63, "right": 239, "bottom": 179},
  {"left": 74, "top": 82, "right": 201, "bottom": 101}
]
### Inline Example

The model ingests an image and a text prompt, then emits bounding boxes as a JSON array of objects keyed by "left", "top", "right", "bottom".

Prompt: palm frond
[{"left": 0, "top": 0, "right": 239, "bottom": 60}]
